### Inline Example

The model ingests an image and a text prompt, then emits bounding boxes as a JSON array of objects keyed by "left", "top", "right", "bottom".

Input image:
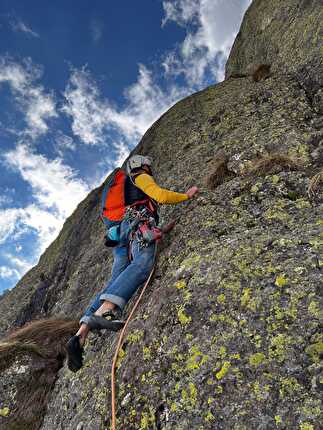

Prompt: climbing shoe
[
  {"left": 87, "top": 311, "right": 125, "bottom": 331},
  {"left": 66, "top": 335, "right": 84, "bottom": 372}
]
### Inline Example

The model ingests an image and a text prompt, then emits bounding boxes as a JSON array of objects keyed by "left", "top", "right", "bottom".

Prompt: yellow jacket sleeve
[{"left": 134, "top": 174, "right": 189, "bottom": 204}]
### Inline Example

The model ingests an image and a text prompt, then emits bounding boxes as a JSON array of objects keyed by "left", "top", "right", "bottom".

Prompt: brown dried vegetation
[
  {"left": 227, "top": 64, "right": 271, "bottom": 82},
  {"left": 0, "top": 319, "right": 79, "bottom": 430},
  {"left": 0, "top": 319, "right": 79, "bottom": 367},
  {"left": 206, "top": 150, "right": 230, "bottom": 189},
  {"left": 243, "top": 153, "right": 303, "bottom": 176},
  {"left": 0, "top": 340, "right": 43, "bottom": 372},
  {"left": 252, "top": 64, "right": 271, "bottom": 82},
  {"left": 307, "top": 170, "right": 323, "bottom": 197}
]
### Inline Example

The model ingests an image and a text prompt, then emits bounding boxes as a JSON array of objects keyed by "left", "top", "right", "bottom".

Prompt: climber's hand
[{"left": 186, "top": 186, "right": 199, "bottom": 199}]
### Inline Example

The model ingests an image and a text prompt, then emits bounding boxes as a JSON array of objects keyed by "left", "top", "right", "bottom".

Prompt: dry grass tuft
[
  {"left": 206, "top": 150, "right": 230, "bottom": 189},
  {"left": 252, "top": 64, "right": 271, "bottom": 82},
  {"left": 0, "top": 319, "right": 79, "bottom": 429},
  {"left": 308, "top": 170, "right": 323, "bottom": 197},
  {"left": 0, "top": 340, "right": 43, "bottom": 372},
  {"left": 243, "top": 153, "right": 303, "bottom": 176},
  {"left": 0, "top": 319, "right": 79, "bottom": 372},
  {"left": 6, "top": 318, "right": 79, "bottom": 344}
]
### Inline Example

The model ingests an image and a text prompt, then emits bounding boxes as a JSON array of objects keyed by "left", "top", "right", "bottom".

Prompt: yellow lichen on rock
[
  {"left": 215, "top": 361, "right": 231, "bottom": 380},
  {"left": 249, "top": 352, "right": 266, "bottom": 367},
  {"left": 0, "top": 407, "right": 10, "bottom": 417}
]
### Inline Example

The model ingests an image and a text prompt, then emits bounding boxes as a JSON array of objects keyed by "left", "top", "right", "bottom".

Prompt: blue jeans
[{"left": 80, "top": 219, "right": 156, "bottom": 325}]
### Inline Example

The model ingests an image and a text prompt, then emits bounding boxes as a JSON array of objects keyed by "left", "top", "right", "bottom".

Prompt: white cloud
[
  {"left": 10, "top": 18, "right": 40, "bottom": 38},
  {"left": 7, "top": 254, "right": 30, "bottom": 271},
  {"left": 2, "top": 144, "right": 90, "bottom": 253},
  {"left": 62, "top": 68, "right": 112, "bottom": 145},
  {"left": 113, "top": 140, "right": 130, "bottom": 167},
  {"left": 162, "top": 0, "right": 199, "bottom": 27},
  {"left": 162, "top": 0, "right": 251, "bottom": 84},
  {"left": 0, "top": 266, "right": 20, "bottom": 280},
  {"left": 4, "top": 144, "right": 89, "bottom": 218},
  {"left": 0, "top": 208, "right": 20, "bottom": 245},
  {"left": 62, "top": 65, "right": 186, "bottom": 147},
  {"left": 0, "top": 254, "right": 34, "bottom": 283},
  {"left": 0, "top": 144, "right": 89, "bottom": 288},
  {"left": 119, "top": 64, "right": 184, "bottom": 137},
  {"left": 0, "top": 57, "right": 57, "bottom": 139},
  {"left": 21, "top": 204, "right": 62, "bottom": 250},
  {"left": 0, "top": 205, "right": 58, "bottom": 253}
]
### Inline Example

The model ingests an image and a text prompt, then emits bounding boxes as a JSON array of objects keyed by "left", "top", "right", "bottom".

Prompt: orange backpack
[{"left": 101, "top": 169, "right": 127, "bottom": 228}]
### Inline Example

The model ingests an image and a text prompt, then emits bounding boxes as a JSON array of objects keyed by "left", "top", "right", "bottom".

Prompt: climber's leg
[
  {"left": 79, "top": 243, "right": 130, "bottom": 326},
  {"left": 97, "top": 238, "right": 156, "bottom": 310}
]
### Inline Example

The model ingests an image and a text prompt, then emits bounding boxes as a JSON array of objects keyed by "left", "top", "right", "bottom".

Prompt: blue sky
[{"left": 0, "top": 0, "right": 251, "bottom": 293}]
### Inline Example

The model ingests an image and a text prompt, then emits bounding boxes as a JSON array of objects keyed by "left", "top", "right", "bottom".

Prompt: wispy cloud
[
  {"left": 0, "top": 57, "right": 57, "bottom": 139},
  {"left": 162, "top": 0, "right": 199, "bottom": 27},
  {"left": 0, "top": 266, "right": 20, "bottom": 280},
  {"left": 4, "top": 144, "right": 89, "bottom": 219},
  {"left": 10, "top": 17, "right": 40, "bottom": 38},
  {"left": 0, "top": 254, "right": 34, "bottom": 286},
  {"left": 90, "top": 18, "right": 103, "bottom": 43},
  {"left": 1, "top": 144, "right": 90, "bottom": 253},
  {"left": 62, "top": 64, "right": 186, "bottom": 146},
  {"left": 0, "top": 194, "right": 13, "bottom": 207},
  {"left": 0, "top": 208, "right": 19, "bottom": 245},
  {"left": 55, "top": 132, "right": 77, "bottom": 156},
  {"left": 162, "top": 0, "right": 251, "bottom": 84},
  {"left": 62, "top": 68, "right": 112, "bottom": 145}
]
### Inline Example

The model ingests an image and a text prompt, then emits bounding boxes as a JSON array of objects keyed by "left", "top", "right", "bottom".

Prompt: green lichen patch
[
  {"left": 186, "top": 345, "right": 209, "bottom": 371},
  {"left": 305, "top": 340, "right": 323, "bottom": 363},
  {"left": 0, "top": 407, "right": 10, "bottom": 417},
  {"left": 215, "top": 361, "right": 231, "bottom": 380},
  {"left": 248, "top": 352, "right": 266, "bottom": 367},
  {"left": 177, "top": 306, "right": 192, "bottom": 325},
  {"left": 269, "top": 334, "right": 292, "bottom": 363},
  {"left": 275, "top": 275, "right": 288, "bottom": 287},
  {"left": 299, "top": 423, "right": 314, "bottom": 430}
]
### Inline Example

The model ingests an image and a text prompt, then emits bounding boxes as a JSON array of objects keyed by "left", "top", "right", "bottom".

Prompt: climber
[{"left": 66, "top": 154, "right": 199, "bottom": 372}]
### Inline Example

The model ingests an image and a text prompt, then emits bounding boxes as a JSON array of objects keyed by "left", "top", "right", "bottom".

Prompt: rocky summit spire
[{"left": 0, "top": 1, "right": 322, "bottom": 429}]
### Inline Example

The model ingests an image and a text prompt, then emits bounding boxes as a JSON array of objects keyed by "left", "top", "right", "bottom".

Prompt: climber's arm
[{"left": 134, "top": 174, "right": 189, "bottom": 204}]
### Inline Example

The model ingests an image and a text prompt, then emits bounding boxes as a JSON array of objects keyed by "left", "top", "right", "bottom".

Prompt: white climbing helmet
[{"left": 126, "top": 155, "right": 152, "bottom": 174}]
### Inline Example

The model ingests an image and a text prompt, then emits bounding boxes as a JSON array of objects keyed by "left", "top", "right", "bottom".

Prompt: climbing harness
[
  {"left": 125, "top": 206, "right": 162, "bottom": 253},
  {"left": 111, "top": 243, "right": 158, "bottom": 430}
]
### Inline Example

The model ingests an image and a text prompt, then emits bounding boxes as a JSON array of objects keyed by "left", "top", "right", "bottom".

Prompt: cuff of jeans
[
  {"left": 100, "top": 293, "right": 126, "bottom": 310},
  {"left": 79, "top": 315, "right": 91, "bottom": 325}
]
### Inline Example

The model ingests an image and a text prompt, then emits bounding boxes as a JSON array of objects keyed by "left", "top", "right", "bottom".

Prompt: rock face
[{"left": 0, "top": 1, "right": 322, "bottom": 429}]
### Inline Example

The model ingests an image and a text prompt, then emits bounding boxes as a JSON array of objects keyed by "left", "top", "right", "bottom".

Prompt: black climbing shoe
[
  {"left": 66, "top": 335, "right": 84, "bottom": 372},
  {"left": 87, "top": 314, "right": 125, "bottom": 332},
  {"left": 102, "top": 308, "right": 123, "bottom": 321}
]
